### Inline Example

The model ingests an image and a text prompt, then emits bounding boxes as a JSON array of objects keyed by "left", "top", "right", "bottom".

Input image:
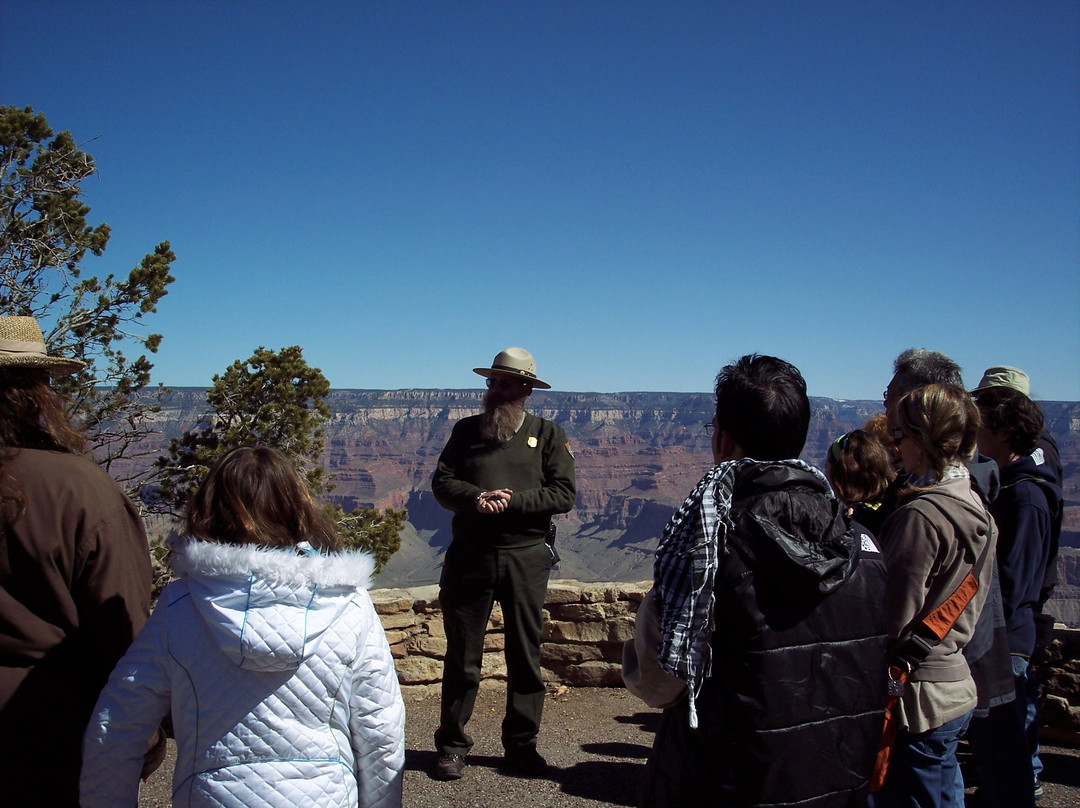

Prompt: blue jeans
[
  {"left": 1012, "top": 654, "right": 1043, "bottom": 780},
  {"left": 869, "top": 710, "right": 972, "bottom": 808}
]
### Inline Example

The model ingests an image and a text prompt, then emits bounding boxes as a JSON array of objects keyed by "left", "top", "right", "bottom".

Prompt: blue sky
[{"left": 3, "top": 1, "right": 1078, "bottom": 400}]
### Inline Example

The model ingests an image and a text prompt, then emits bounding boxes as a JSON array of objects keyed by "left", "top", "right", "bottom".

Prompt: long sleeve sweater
[{"left": 432, "top": 412, "right": 576, "bottom": 547}]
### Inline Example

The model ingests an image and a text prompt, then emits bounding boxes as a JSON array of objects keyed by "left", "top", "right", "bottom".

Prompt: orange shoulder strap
[{"left": 920, "top": 570, "right": 979, "bottom": 642}]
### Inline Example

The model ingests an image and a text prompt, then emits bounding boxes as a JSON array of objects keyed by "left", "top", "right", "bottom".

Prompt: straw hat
[
  {"left": 969, "top": 366, "right": 1030, "bottom": 396},
  {"left": 473, "top": 347, "right": 551, "bottom": 389},
  {"left": 0, "top": 316, "right": 85, "bottom": 376}
]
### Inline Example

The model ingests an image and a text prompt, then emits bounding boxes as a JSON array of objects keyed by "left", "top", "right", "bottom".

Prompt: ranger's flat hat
[
  {"left": 0, "top": 316, "right": 85, "bottom": 376},
  {"left": 473, "top": 347, "right": 551, "bottom": 389}
]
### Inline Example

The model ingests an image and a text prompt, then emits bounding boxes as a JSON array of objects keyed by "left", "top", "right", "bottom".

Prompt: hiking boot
[
  {"left": 434, "top": 753, "right": 465, "bottom": 780},
  {"left": 502, "top": 747, "right": 549, "bottom": 778}
]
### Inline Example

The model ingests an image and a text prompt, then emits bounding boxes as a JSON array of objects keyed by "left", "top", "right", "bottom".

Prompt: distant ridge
[{"left": 128, "top": 389, "right": 1080, "bottom": 625}]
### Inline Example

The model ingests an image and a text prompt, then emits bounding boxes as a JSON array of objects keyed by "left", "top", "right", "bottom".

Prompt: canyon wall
[{"left": 130, "top": 389, "right": 1080, "bottom": 622}]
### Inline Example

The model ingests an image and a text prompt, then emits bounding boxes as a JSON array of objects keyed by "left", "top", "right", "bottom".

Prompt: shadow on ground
[
  {"left": 556, "top": 707, "right": 657, "bottom": 805},
  {"left": 615, "top": 710, "right": 661, "bottom": 733},
  {"left": 556, "top": 759, "right": 644, "bottom": 806}
]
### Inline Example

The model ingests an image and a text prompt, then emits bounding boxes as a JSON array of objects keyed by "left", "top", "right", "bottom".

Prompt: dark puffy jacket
[{"left": 641, "top": 464, "right": 888, "bottom": 808}]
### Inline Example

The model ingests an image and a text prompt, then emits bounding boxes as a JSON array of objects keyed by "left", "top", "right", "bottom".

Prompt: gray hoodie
[{"left": 879, "top": 473, "right": 997, "bottom": 732}]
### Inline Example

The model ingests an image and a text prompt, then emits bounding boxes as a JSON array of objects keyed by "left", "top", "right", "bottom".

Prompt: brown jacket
[
  {"left": 879, "top": 474, "right": 997, "bottom": 732},
  {"left": 0, "top": 448, "right": 151, "bottom": 806}
]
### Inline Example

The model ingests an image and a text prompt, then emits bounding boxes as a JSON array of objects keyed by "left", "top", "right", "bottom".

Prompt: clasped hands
[{"left": 476, "top": 489, "right": 512, "bottom": 514}]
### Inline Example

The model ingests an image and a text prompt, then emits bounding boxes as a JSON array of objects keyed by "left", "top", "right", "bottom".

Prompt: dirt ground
[{"left": 136, "top": 686, "right": 1079, "bottom": 807}]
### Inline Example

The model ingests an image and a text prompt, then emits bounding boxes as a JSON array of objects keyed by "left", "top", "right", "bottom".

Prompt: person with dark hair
[
  {"left": 81, "top": 446, "right": 405, "bottom": 808},
  {"left": 872, "top": 384, "right": 998, "bottom": 808},
  {"left": 713, "top": 353, "right": 811, "bottom": 460},
  {"left": 976, "top": 388, "right": 1063, "bottom": 798},
  {"left": 971, "top": 366, "right": 1063, "bottom": 487},
  {"left": 431, "top": 347, "right": 576, "bottom": 781},
  {"left": 826, "top": 428, "right": 897, "bottom": 534},
  {"left": 624, "top": 354, "right": 888, "bottom": 807},
  {"left": 0, "top": 316, "right": 152, "bottom": 807},
  {"left": 881, "top": 348, "right": 1031, "bottom": 808},
  {"left": 977, "top": 387, "right": 1045, "bottom": 467}
]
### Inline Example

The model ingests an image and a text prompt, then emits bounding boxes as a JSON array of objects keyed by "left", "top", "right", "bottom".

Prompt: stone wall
[
  {"left": 371, "top": 580, "right": 1079, "bottom": 743},
  {"left": 371, "top": 580, "right": 649, "bottom": 700},
  {"left": 1036, "top": 626, "right": 1080, "bottom": 743}
]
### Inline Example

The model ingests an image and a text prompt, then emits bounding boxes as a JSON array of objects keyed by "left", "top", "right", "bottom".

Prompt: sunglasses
[{"left": 486, "top": 377, "right": 528, "bottom": 392}]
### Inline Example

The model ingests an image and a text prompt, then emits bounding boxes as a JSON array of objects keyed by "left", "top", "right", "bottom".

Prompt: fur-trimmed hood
[
  {"left": 169, "top": 538, "right": 377, "bottom": 589},
  {"left": 164, "top": 539, "right": 379, "bottom": 672}
]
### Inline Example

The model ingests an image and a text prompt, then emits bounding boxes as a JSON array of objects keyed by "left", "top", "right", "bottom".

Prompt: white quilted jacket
[{"left": 81, "top": 539, "right": 405, "bottom": 808}]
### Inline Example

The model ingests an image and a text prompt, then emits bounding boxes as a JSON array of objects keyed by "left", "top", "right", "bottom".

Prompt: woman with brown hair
[
  {"left": 0, "top": 316, "right": 152, "bottom": 807},
  {"left": 825, "top": 427, "right": 896, "bottom": 534},
  {"left": 871, "top": 384, "right": 997, "bottom": 808},
  {"left": 82, "top": 446, "right": 405, "bottom": 808}
]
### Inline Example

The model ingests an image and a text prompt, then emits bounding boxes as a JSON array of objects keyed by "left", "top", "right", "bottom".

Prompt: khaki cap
[{"left": 970, "top": 366, "right": 1030, "bottom": 396}]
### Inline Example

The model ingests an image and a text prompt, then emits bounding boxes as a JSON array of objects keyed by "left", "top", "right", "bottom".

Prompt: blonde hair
[{"left": 893, "top": 384, "right": 979, "bottom": 479}]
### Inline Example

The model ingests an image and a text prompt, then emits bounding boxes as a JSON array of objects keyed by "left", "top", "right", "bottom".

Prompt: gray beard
[{"left": 481, "top": 396, "right": 526, "bottom": 444}]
